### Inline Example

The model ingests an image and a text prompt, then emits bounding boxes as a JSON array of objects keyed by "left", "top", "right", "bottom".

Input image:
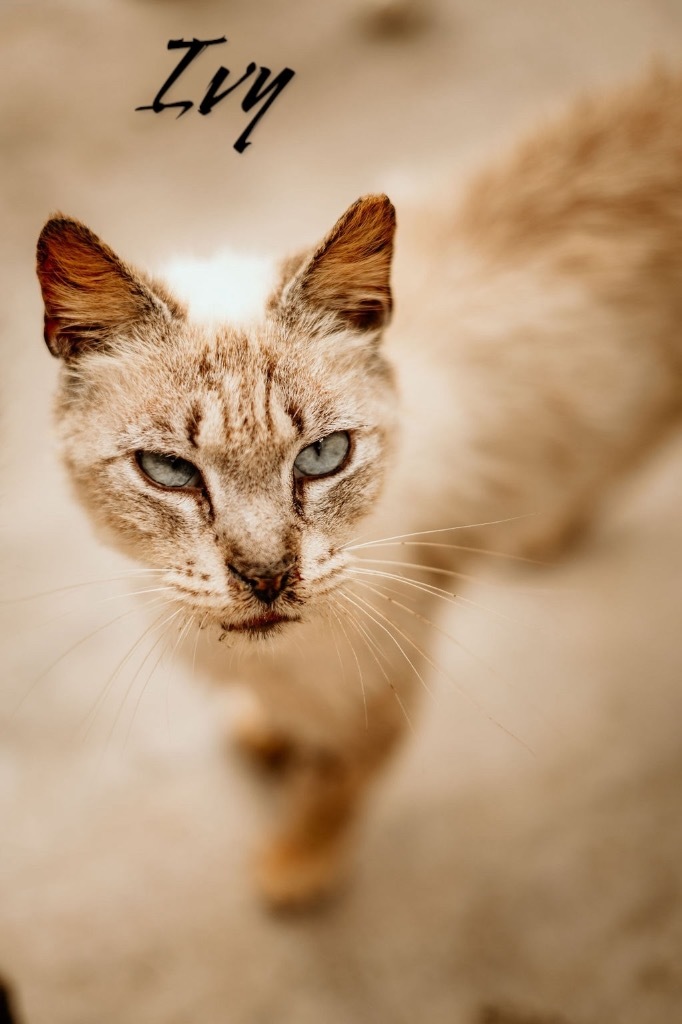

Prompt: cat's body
[{"left": 36, "top": 68, "right": 682, "bottom": 907}]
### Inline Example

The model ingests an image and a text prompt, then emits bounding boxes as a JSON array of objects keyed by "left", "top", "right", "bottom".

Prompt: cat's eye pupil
[
  {"left": 294, "top": 431, "right": 350, "bottom": 480},
  {"left": 136, "top": 450, "right": 201, "bottom": 489}
]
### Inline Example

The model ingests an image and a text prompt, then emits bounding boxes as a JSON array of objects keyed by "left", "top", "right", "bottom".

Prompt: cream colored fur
[{"left": 36, "top": 67, "right": 682, "bottom": 908}]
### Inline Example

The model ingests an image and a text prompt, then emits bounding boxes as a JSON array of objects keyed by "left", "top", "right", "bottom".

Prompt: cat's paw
[{"left": 253, "top": 836, "right": 348, "bottom": 912}]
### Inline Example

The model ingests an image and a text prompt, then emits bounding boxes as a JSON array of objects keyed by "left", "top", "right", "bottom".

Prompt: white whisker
[
  {"left": 345, "top": 581, "right": 534, "bottom": 754},
  {"left": 2, "top": 568, "right": 170, "bottom": 606},
  {"left": 347, "top": 513, "right": 539, "bottom": 551},
  {"left": 79, "top": 603, "right": 174, "bottom": 742},
  {"left": 27, "top": 583, "right": 179, "bottom": 634},
  {"left": 347, "top": 565, "right": 547, "bottom": 634},
  {"left": 5, "top": 594, "right": 173, "bottom": 725},
  {"left": 338, "top": 588, "right": 436, "bottom": 701},
  {"left": 329, "top": 599, "right": 369, "bottom": 727},
  {"left": 349, "top": 539, "right": 546, "bottom": 565},
  {"left": 352, "top": 557, "right": 563, "bottom": 593},
  {"left": 349, "top": 574, "right": 562, "bottom": 742},
  {"left": 104, "top": 607, "right": 183, "bottom": 752},
  {"left": 161, "top": 614, "right": 196, "bottom": 738},
  {"left": 192, "top": 612, "right": 210, "bottom": 685},
  {"left": 327, "top": 604, "right": 350, "bottom": 691},
  {"left": 334, "top": 597, "right": 415, "bottom": 733}
]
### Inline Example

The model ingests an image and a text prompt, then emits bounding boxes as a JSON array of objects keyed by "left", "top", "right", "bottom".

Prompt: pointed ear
[
  {"left": 283, "top": 194, "right": 396, "bottom": 333},
  {"left": 36, "top": 215, "right": 180, "bottom": 360}
]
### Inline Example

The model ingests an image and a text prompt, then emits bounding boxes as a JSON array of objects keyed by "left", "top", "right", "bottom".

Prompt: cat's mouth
[{"left": 221, "top": 612, "right": 300, "bottom": 635}]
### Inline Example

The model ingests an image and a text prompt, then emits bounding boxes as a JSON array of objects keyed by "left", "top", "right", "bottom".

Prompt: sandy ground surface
[{"left": 2, "top": 1, "right": 682, "bottom": 1022}]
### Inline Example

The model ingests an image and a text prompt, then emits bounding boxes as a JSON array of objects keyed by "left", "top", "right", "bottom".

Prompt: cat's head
[{"left": 36, "top": 196, "right": 398, "bottom": 637}]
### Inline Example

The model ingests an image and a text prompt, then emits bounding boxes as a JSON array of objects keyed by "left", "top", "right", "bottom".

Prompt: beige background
[{"left": 2, "top": 1, "right": 682, "bottom": 1022}]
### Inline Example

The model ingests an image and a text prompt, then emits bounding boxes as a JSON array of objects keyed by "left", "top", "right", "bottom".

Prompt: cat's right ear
[{"left": 36, "top": 216, "right": 182, "bottom": 360}]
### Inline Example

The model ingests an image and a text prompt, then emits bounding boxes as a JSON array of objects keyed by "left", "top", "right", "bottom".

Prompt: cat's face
[{"left": 36, "top": 197, "right": 398, "bottom": 636}]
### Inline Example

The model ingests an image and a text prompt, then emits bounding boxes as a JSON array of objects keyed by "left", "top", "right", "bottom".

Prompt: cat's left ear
[
  {"left": 36, "top": 215, "right": 182, "bottom": 360},
  {"left": 281, "top": 194, "right": 396, "bottom": 334}
]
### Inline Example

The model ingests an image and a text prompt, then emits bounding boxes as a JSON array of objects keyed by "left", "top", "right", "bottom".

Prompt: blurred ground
[{"left": 1, "top": 1, "right": 682, "bottom": 1022}]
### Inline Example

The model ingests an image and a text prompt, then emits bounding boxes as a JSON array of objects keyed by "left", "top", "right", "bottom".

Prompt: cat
[{"left": 35, "top": 66, "right": 682, "bottom": 909}]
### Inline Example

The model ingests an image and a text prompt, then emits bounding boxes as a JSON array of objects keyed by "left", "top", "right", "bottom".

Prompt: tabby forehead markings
[
  {"left": 287, "top": 402, "right": 306, "bottom": 437},
  {"left": 262, "top": 366, "right": 275, "bottom": 435},
  {"left": 185, "top": 401, "right": 203, "bottom": 448},
  {"left": 177, "top": 381, "right": 298, "bottom": 502}
]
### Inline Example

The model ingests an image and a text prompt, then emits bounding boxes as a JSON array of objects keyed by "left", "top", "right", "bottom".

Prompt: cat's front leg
[
  {"left": 252, "top": 688, "right": 409, "bottom": 911},
  {"left": 225, "top": 573, "right": 436, "bottom": 909},
  {"left": 235, "top": 599, "right": 430, "bottom": 910}
]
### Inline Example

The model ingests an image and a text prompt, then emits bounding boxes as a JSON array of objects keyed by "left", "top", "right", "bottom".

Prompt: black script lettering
[
  {"left": 136, "top": 36, "right": 227, "bottom": 117},
  {"left": 137, "top": 37, "right": 296, "bottom": 152},
  {"left": 198, "top": 62, "right": 257, "bottom": 116},
  {"left": 234, "top": 66, "right": 296, "bottom": 153}
]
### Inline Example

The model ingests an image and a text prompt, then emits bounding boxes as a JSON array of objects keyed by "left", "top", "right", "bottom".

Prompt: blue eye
[
  {"left": 293, "top": 431, "right": 350, "bottom": 479},
  {"left": 136, "top": 451, "right": 202, "bottom": 489}
]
